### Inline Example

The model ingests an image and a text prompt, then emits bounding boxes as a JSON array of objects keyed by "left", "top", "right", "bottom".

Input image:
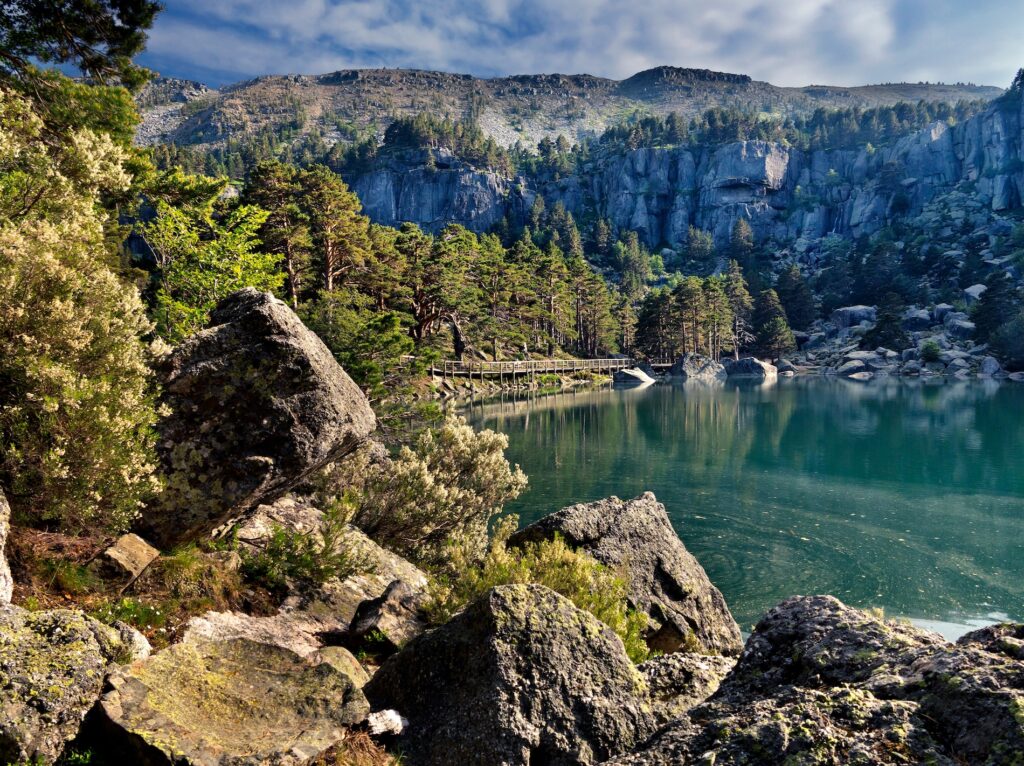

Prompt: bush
[
  {"left": 338, "top": 416, "right": 528, "bottom": 566},
  {"left": 992, "top": 312, "right": 1024, "bottom": 371},
  {"left": 920, "top": 339, "right": 942, "bottom": 363},
  {"left": 425, "top": 518, "right": 650, "bottom": 663},
  {"left": 0, "top": 88, "right": 159, "bottom": 533},
  {"left": 240, "top": 498, "right": 367, "bottom": 591}
]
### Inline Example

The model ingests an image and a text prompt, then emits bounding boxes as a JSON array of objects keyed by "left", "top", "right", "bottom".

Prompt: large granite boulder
[
  {"left": 510, "top": 493, "right": 743, "bottom": 656},
  {"left": 831, "top": 305, "right": 876, "bottom": 329},
  {"left": 364, "top": 584, "right": 658, "bottom": 766},
  {"left": 722, "top": 356, "right": 777, "bottom": 380},
  {"left": 144, "top": 289, "right": 376, "bottom": 548},
  {"left": 0, "top": 605, "right": 135, "bottom": 764},
  {"left": 0, "top": 488, "right": 11, "bottom": 604},
  {"left": 605, "top": 595, "right": 1024, "bottom": 765},
  {"left": 670, "top": 353, "right": 727, "bottom": 382},
  {"left": 97, "top": 638, "right": 369, "bottom": 765}
]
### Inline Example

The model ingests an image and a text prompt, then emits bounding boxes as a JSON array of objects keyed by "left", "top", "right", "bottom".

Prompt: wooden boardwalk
[{"left": 432, "top": 357, "right": 635, "bottom": 379}]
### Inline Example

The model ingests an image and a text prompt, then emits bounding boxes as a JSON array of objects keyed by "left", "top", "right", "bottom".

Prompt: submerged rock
[
  {"left": 510, "top": 492, "right": 743, "bottom": 656},
  {"left": 97, "top": 638, "right": 369, "bottom": 765},
  {"left": 670, "top": 353, "right": 727, "bottom": 381},
  {"left": 365, "top": 584, "right": 657, "bottom": 766},
  {"left": 145, "top": 289, "right": 376, "bottom": 548},
  {"left": 0, "top": 605, "right": 134, "bottom": 765},
  {"left": 606, "top": 595, "right": 1024, "bottom": 765},
  {"left": 0, "top": 489, "right": 11, "bottom": 604}
]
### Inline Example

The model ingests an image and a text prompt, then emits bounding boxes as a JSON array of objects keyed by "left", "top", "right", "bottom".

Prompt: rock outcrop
[
  {"left": 606, "top": 595, "right": 1024, "bottom": 765},
  {"left": 364, "top": 584, "right": 658, "bottom": 766},
  {"left": 0, "top": 488, "right": 11, "bottom": 604},
  {"left": 510, "top": 493, "right": 743, "bottom": 656},
  {"left": 638, "top": 653, "right": 736, "bottom": 727},
  {"left": 185, "top": 500, "right": 427, "bottom": 658},
  {"left": 145, "top": 289, "right": 376, "bottom": 548},
  {"left": 97, "top": 638, "right": 369, "bottom": 765},
  {"left": 0, "top": 605, "right": 135, "bottom": 765},
  {"left": 669, "top": 353, "right": 727, "bottom": 381}
]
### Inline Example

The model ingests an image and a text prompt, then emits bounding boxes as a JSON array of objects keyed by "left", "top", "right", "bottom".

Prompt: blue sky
[{"left": 137, "top": 0, "right": 1023, "bottom": 89}]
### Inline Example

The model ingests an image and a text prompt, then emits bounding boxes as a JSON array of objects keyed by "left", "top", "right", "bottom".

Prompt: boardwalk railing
[{"left": 433, "top": 357, "right": 635, "bottom": 378}]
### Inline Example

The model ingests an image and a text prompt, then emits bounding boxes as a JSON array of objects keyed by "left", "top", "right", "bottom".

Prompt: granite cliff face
[{"left": 349, "top": 92, "right": 1023, "bottom": 250}]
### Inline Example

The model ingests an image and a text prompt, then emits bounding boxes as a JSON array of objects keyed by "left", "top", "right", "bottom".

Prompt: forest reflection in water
[{"left": 466, "top": 377, "right": 1024, "bottom": 636}]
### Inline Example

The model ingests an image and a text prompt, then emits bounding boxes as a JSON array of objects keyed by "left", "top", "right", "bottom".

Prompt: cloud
[{"left": 138, "top": 0, "right": 1023, "bottom": 88}]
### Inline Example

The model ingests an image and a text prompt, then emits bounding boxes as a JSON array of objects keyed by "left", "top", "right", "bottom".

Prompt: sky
[{"left": 137, "top": 0, "right": 1024, "bottom": 89}]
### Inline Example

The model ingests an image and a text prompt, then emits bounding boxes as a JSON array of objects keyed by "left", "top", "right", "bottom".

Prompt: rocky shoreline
[{"left": 1, "top": 290, "right": 1022, "bottom": 765}]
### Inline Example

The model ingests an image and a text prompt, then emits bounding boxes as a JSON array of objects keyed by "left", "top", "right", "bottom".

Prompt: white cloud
[{"left": 141, "top": 0, "right": 1023, "bottom": 88}]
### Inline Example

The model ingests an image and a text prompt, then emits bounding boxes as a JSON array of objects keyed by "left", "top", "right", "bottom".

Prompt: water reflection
[{"left": 466, "top": 378, "right": 1024, "bottom": 634}]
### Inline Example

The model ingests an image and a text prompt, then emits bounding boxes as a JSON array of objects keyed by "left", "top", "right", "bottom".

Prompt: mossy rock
[
  {"left": 0, "top": 605, "right": 130, "bottom": 765},
  {"left": 97, "top": 637, "right": 369, "bottom": 765}
]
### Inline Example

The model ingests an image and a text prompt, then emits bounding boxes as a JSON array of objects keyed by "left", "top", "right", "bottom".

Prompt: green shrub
[
  {"left": 241, "top": 497, "right": 367, "bottom": 590},
  {"left": 920, "top": 339, "right": 942, "bottom": 363},
  {"left": 338, "top": 416, "right": 528, "bottom": 567},
  {"left": 425, "top": 518, "right": 650, "bottom": 663},
  {"left": 0, "top": 88, "right": 160, "bottom": 533}
]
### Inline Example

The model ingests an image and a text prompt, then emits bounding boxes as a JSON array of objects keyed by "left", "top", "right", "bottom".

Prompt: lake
[{"left": 466, "top": 377, "right": 1024, "bottom": 638}]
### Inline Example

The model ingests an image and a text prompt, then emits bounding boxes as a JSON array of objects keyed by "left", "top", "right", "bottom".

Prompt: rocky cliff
[{"left": 347, "top": 91, "right": 1023, "bottom": 253}]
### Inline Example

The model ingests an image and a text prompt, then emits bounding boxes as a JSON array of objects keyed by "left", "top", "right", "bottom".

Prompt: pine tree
[
  {"left": 862, "top": 292, "right": 908, "bottom": 351},
  {"left": 686, "top": 226, "right": 717, "bottom": 275},
  {"left": 973, "top": 272, "right": 1018, "bottom": 343},
  {"left": 724, "top": 260, "right": 754, "bottom": 359},
  {"left": 729, "top": 218, "right": 755, "bottom": 271},
  {"left": 244, "top": 160, "right": 312, "bottom": 307},
  {"left": 298, "top": 165, "right": 370, "bottom": 293},
  {"left": 753, "top": 289, "right": 794, "bottom": 360},
  {"left": 775, "top": 264, "right": 816, "bottom": 330}
]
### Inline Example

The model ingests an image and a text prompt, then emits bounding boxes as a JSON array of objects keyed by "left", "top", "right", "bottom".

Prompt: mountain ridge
[{"left": 135, "top": 65, "right": 1004, "bottom": 151}]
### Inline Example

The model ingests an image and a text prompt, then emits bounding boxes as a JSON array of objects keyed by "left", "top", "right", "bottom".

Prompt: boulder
[
  {"left": 902, "top": 308, "right": 932, "bottom": 331},
  {"left": 932, "top": 303, "right": 955, "bottom": 322},
  {"left": 722, "top": 357, "right": 777, "bottom": 380},
  {"left": 88, "top": 533, "right": 159, "bottom": 586},
  {"left": 97, "top": 638, "right": 370, "bottom": 766},
  {"left": 510, "top": 493, "right": 742, "bottom": 656},
  {"left": 0, "top": 489, "right": 11, "bottom": 604},
  {"left": 980, "top": 356, "right": 1002, "bottom": 376},
  {"left": 946, "top": 318, "right": 976, "bottom": 340},
  {"left": 836, "top": 359, "right": 866, "bottom": 376},
  {"left": 315, "top": 646, "right": 370, "bottom": 688},
  {"left": 963, "top": 283, "right": 988, "bottom": 305},
  {"left": 349, "top": 579, "right": 427, "bottom": 652},
  {"left": 639, "top": 653, "right": 736, "bottom": 727},
  {"left": 144, "top": 289, "right": 376, "bottom": 548},
  {"left": 605, "top": 596, "right": 1024, "bottom": 766},
  {"left": 613, "top": 367, "right": 655, "bottom": 386},
  {"left": 365, "top": 584, "right": 658, "bottom": 766},
  {"left": 775, "top": 358, "right": 797, "bottom": 374},
  {"left": 0, "top": 605, "right": 134, "bottom": 764},
  {"left": 831, "top": 305, "right": 876, "bottom": 329},
  {"left": 670, "top": 353, "right": 727, "bottom": 382}
]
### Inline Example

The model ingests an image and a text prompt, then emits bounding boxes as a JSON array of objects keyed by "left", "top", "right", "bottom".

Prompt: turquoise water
[{"left": 466, "top": 378, "right": 1024, "bottom": 637}]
